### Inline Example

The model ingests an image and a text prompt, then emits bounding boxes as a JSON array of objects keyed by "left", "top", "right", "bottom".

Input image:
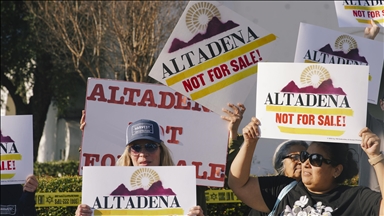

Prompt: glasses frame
[
  {"left": 129, "top": 143, "right": 160, "bottom": 155},
  {"left": 282, "top": 154, "right": 300, "bottom": 161},
  {"left": 300, "top": 151, "right": 332, "bottom": 167}
]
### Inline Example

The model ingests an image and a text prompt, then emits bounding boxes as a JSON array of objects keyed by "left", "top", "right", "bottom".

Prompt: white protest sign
[
  {"left": 294, "top": 22, "right": 384, "bottom": 104},
  {"left": 256, "top": 62, "right": 368, "bottom": 144},
  {"left": 334, "top": 1, "right": 384, "bottom": 27},
  {"left": 1, "top": 115, "right": 33, "bottom": 185},
  {"left": 80, "top": 78, "right": 228, "bottom": 187},
  {"left": 149, "top": 1, "right": 277, "bottom": 115},
  {"left": 82, "top": 166, "right": 195, "bottom": 215}
]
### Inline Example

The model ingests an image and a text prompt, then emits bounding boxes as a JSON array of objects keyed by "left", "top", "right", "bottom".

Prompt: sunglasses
[
  {"left": 282, "top": 154, "right": 300, "bottom": 161},
  {"left": 130, "top": 143, "right": 160, "bottom": 155},
  {"left": 300, "top": 151, "right": 332, "bottom": 167}
]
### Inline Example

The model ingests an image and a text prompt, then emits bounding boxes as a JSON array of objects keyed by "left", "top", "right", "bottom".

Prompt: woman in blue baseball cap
[{"left": 76, "top": 118, "right": 204, "bottom": 216}]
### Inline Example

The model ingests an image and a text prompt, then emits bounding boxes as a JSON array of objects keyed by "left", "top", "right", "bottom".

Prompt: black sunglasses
[
  {"left": 300, "top": 151, "right": 332, "bottom": 167},
  {"left": 282, "top": 154, "right": 300, "bottom": 161},
  {"left": 130, "top": 143, "right": 160, "bottom": 154}
]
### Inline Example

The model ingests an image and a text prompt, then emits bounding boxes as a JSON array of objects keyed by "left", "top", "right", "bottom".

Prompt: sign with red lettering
[
  {"left": 334, "top": 1, "right": 384, "bottom": 27},
  {"left": 256, "top": 62, "right": 368, "bottom": 144},
  {"left": 294, "top": 22, "right": 383, "bottom": 104},
  {"left": 80, "top": 78, "right": 228, "bottom": 187},
  {"left": 148, "top": 1, "right": 277, "bottom": 115},
  {"left": 82, "top": 166, "right": 195, "bottom": 215},
  {"left": 1, "top": 115, "right": 33, "bottom": 185}
]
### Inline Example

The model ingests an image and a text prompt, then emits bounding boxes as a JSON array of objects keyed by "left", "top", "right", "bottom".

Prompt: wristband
[{"left": 368, "top": 152, "right": 384, "bottom": 166}]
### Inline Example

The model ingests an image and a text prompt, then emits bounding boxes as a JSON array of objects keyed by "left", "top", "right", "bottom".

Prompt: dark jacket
[{"left": 1, "top": 184, "right": 37, "bottom": 216}]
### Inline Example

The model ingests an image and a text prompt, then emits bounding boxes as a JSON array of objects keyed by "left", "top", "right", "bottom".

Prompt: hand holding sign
[{"left": 364, "top": 19, "right": 380, "bottom": 39}]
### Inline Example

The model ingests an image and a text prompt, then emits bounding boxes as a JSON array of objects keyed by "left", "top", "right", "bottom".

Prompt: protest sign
[
  {"left": 294, "top": 22, "right": 383, "bottom": 104},
  {"left": 334, "top": 0, "right": 384, "bottom": 27},
  {"left": 82, "top": 166, "right": 195, "bottom": 215},
  {"left": 1, "top": 115, "right": 33, "bottom": 185},
  {"left": 256, "top": 62, "right": 368, "bottom": 144},
  {"left": 149, "top": 1, "right": 277, "bottom": 115},
  {"left": 80, "top": 78, "right": 228, "bottom": 187}
]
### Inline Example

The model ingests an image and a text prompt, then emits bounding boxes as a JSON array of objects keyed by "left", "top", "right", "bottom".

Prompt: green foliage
[
  {"left": 37, "top": 175, "right": 82, "bottom": 193},
  {"left": 1, "top": 0, "right": 35, "bottom": 105},
  {"left": 34, "top": 160, "right": 80, "bottom": 177},
  {"left": 208, "top": 202, "right": 251, "bottom": 216},
  {"left": 35, "top": 175, "right": 81, "bottom": 215}
]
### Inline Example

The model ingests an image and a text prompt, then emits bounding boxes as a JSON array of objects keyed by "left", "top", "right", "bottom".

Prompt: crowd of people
[
  {"left": 1, "top": 11, "right": 383, "bottom": 216},
  {"left": 76, "top": 19, "right": 384, "bottom": 216}
]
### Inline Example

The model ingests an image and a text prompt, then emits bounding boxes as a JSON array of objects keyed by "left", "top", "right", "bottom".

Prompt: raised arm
[
  {"left": 359, "top": 127, "right": 384, "bottom": 215},
  {"left": 228, "top": 117, "right": 269, "bottom": 212},
  {"left": 364, "top": 19, "right": 380, "bottom": 40},
  {"left": 21, "top": 174, "right": 38, "bottom": 216},
  {"left": 221, "top": 103, "right": 246, "bottom": 182},
  {"left": 221, "top": 103, "right": 246, "bottom": 142}
]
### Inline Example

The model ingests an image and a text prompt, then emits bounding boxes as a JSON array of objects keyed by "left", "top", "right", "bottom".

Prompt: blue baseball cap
[{"left": 126, "top": 119, "right": 162, "bottom": 145}]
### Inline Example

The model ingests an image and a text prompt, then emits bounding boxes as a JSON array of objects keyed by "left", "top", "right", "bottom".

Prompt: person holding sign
[
  {"left": 358, "top": 20, "right": 384, "bottom": 192},
  {"left": 0, "top": 174, "right": 38, "bottom": 216},
  {"left": 246, "top": 140, "right": 309, "bottom": 216},
  {"left": 222, "top": 104, "right": 309, "bottom": 216},
  {"left": 229, "top": 117, "right": 383, "bottom": 215},
  {"left": 76, "top": 119, "right": 204, "bottom": 216}
]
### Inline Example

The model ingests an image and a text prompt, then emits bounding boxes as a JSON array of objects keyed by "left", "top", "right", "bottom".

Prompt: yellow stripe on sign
[
  {"left": 278, "top": 126, "right": 345, "bottom": 136},
  {"left": 1, "top": 173, "right": 16, "bottom": 179},
  {"left": 266, "top": 105, "right": 354, "bottom": 116},
  {"left": 304, "top": 59, "right": 318, "bottom": 63},
  {"left": 94, "top": 208, "right": 184, "bottom": 215},
  {"left": 165, "top": 33, "right": 277, "bottom": 86},
  {"left": 356, "top": 18, "right": 384, "bottom": 24},
  {"left": 0, "top": 154, "right": 22, "bottom": 161},
  {"left": 190, "top": 65, "right": 257, "bottom": 100},
  {"left": 344, "top": 5, "right": 384, "bottom": 10}
]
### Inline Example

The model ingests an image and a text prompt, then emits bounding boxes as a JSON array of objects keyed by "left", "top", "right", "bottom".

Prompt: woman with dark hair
[
  {"left": 222, "top": 104, "right": 309, "bottom": 216},
  {"left": 229, "top": 117, "right": 383, "bottom": 215}
]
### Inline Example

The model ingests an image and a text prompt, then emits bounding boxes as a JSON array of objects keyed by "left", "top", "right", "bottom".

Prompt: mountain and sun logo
[
  {"left": 265, "top": 65, "right": 352, "bottom": 137},
  {"left": 169, "top": 2, "right": 239, "bottom": 53},
  {"left": 303, "top": 35, "right": 371, "bottom": 80},
  {"left": 92, "top": 168, "right": 183, "bottom": 216}
]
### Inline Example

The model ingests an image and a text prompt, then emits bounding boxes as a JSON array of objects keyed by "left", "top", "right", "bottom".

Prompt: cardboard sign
[
  {"left": 334, "top": 1, "right": 384, "bottom": 27},
  {"left": 149, "top": 1, "right": 277, "bottom": 115},
  {"left": 294, "top": 22, "right": 384, "bottom": 104},
  {"left": 82, "top": 166, "right": 196, "bottom": 215},
  {"left": 256, "top": 62, "right": 368, "bottom": 144},
  {"left": 80, "top": 78, "right": 229, "bottom": 187},
  {"left": 1, "top": 115, "right": 33, "bottom": 185}
]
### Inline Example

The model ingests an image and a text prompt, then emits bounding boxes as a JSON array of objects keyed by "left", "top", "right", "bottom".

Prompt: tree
[
  {"left": 107, "top": 1, "right": 187, "bottom": 82},
  {"left": 1, "top": 1, "right": 81, "bottom": 161},
  {"left": 26, "top": 1, "right": 187, "bottom": 83},
  {"left": 1, "top": 1, "right": 34, "bottom": 114},
  {"left": 1, "top": 1, "right": 187, "bottom": 161}
]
